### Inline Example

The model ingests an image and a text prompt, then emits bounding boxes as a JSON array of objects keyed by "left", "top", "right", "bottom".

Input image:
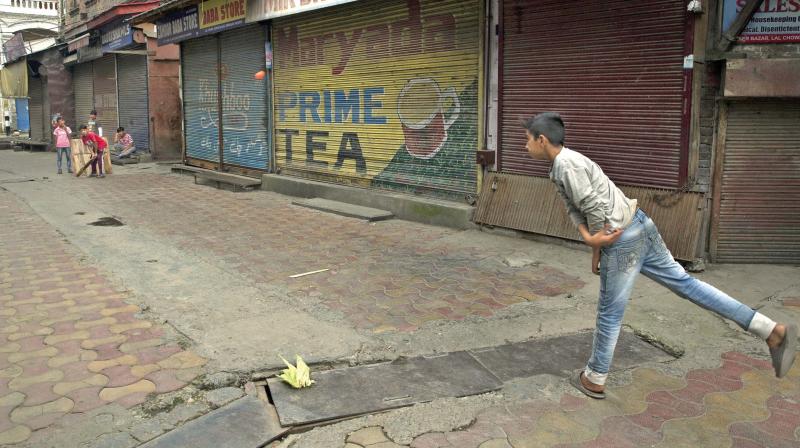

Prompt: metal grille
[
  {"left": 220, "top": 25, "right": 270, "bottom": 171},
  {"left": 499, "top": 0, "right": 688, "bottom": 188},
  {"left": 715, "top": 101, "right": 800, "bottom": 264},
  {"left": 92, "top": 54, "right": 118, "bottom": 136},
  {"left": 474, "top": 172, "right": 703, "bottom": 261},
  {"left": 272, "top": 0, "right": 480, "bottom": 199},
  {"left": 182, "top": 36, "right": 220, "bottom": 164},
  {"left": 28, "top": 77, "right": 44, "bottom": 141},
  {"left": 117, "top": 53, "right": 150, "bottom": 152},
  {"left": 73, "top": 62, "right": 94, "bottom": 127}
]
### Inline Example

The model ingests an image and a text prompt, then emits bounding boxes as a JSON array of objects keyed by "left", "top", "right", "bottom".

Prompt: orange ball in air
[{"left": 254, "top": 70, "right": 266, "bottom": 80}]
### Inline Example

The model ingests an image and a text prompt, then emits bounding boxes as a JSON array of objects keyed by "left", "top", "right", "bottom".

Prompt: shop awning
[
  {"left": 131, "top": 0, "right": 195, "bottom": 24},
  {"left": 86, "top": 0, "right": 160, "bottom": 29},
  {"left": 67, "top": 34, "right": 90, "bottom": 52},
  {"left": 63, "top": 53, "right": 78, "bottom": 65},
  {"left": 0, "top": 59, "right": 28, "bottom": 98},
  {"left": 245, "top": 0, "right": 358, "bottom": 23}
]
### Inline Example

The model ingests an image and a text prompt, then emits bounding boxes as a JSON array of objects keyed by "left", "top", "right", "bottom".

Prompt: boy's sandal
[
  {"left": 570, "top": 370, "right": 605, "bottom": 399},
  {"left": 771, "top": 323, "right": 798, "bottom": 378}
]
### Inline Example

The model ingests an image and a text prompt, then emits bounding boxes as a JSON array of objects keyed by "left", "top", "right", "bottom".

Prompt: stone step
[
  {"left": 171, "top": 164, "right": 261, "bottom": 189},
  {"left": 292, "top": 198, "right": 394, "bottom": 222}
]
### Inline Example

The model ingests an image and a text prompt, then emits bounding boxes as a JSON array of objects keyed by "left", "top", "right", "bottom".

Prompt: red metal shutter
[
  {"left": 715, "top": 100, "right": 800, "bottom": 264},
  {"left": 499, "top": 0, "right": 689, "bottom": 188}
]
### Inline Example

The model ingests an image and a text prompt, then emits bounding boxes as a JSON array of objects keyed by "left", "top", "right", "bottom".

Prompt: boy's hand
[
  {"left": 579, "top": 224, "right": 624, "bottom": 249},
  {"left": 592, "top": 247, "right": 601, "bottom": 275}
]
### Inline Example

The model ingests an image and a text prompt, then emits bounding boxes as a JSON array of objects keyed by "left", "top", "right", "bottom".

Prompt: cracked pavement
[{"left": 1, "top": 151, "right": 798, "bottom": 447}]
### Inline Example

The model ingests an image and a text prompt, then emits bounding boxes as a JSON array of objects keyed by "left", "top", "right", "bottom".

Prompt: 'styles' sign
[
  {"left": 723, "top": 0, "right": 800, "bottom": 43},
  {"left": 201, "top": 0, "right": 246, "bottom": 32},
  {"left": 101, "top": 23, "right": 134, "bottom": 51},
  {"left": 245, "top": 0, "right": 356, "bottom": 23}
]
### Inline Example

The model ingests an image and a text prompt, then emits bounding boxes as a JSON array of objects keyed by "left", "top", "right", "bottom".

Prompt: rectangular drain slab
[
  {"left": 141, "top": 396, "right": 287, "bottom": 448},
  {"left": 469, "top": 330, "right": 674, "bottom": 382},
  {"left": 267, "top": 351, "right": 502, "bottom": 426}
]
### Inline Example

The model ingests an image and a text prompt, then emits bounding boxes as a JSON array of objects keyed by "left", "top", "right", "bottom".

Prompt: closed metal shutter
[
  {"left": 499, "top": 0, "right": 688, "bottom": 188},
  {"left": 182, "top": 36, "right": 220, "bottom": 164},
  {"left": 117, "top": 53, "right": 150, "bottom": 152},
  {"left": 92, "top": 54, "right": 118, "bottom": 135},
  {"left": 73, "top": 63, "right": 94, "bottom": 127},
  {"left": 28, "top": 77, "right": 44, "bottom": 141},
  {"left": 220, "top": 25, "right": 270, "bottom": 171},
  {"left": 272, "top": 0, "right": 480, "bottom": 198},
  {"left": 14, "top": 98, "right": 29, "bottom": 132},
  {"left": 714, "top": 101, "right": 800, "bottom": 264}
]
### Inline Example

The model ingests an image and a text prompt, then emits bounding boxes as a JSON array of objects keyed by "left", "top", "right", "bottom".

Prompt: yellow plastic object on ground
[{"left": 278, "top": 355, "right": 315, "bottom": 389}]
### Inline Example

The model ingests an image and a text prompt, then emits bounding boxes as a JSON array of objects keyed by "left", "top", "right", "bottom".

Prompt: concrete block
[
  {"left": 292, "top": 198, "right": 394, "bottom": 221},
  {"left": 261, "top": 174, "right": 475, "bottom": 230},
  {"left": 142, "top": 396, "right": 287, "bottom": 448}
]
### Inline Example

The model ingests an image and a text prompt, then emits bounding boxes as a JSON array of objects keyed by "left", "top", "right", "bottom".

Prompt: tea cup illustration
[{"left": 397, "top": 78, "right": 460, "bottom": 159}]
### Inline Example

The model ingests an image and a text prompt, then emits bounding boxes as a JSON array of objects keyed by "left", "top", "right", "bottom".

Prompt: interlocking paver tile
[
  {"left": 403, "top": 353, "right": 800, "bottom": 448},
  {"left": 53, "top": 373, "right": 109, "bottom": 395},
  {"left": 10, "top": 396, "right": 74, "bottom": 429},
  {"left": 88, "top": 355, "right": 138, "bottom": 373},
  {"left": 103, "top": 365, "right": 145, "bottom": 388},
  {"left": 99, "top": 379, "right": 156, "bottom": 402},
  {"left": 0, "top": 190, "right": 208, "bottom": 444},
  {"left": 0, "top": 425, "right": 31, "bottom": 445}
]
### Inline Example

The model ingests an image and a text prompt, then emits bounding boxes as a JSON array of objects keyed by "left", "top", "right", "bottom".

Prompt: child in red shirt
[{"left": 80, "top": 125, "right": 107, "bottom": 178}]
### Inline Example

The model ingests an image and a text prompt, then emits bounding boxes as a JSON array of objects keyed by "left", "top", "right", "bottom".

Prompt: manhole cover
[
  {"left": 469, "top": 330, "right": 674, "bottom": 382},
  {"left": 88, "top": 217, "right": 124, "bottom": 226},
  {"left": 267, "top": 351, "right": 502, "bottom": 426}
]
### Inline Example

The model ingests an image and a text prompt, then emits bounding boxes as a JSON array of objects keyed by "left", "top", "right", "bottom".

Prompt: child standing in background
[{"left": 53, "top": 117, "right": 72, "bottom": 174}]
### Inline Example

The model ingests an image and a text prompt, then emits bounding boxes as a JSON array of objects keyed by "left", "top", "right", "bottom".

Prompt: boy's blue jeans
[
  {"left": 56, "top": 147, "right": 72, "bottom": 172},
  {"left": 586, "top": 209, "right": 767, "bottom": 384}
]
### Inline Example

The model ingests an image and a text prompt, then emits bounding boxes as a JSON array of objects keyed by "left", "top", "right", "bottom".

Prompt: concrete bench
[
  {"left": 171, "top": 164, "right": 261, "bottom": 191},
  {"left": 11, "top": 140, "right": 50, "bottom": 152}
]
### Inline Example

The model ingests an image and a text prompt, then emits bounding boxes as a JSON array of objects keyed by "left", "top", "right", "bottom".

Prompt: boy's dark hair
[
  {"left": 117, "top": 127, "right": 124, "bottom": 132},
  {"left": 90, "top": 110, "right": 97, "bottom": 116},
  {"left": 79, "top": 125, "right": 88, "bottom": 131},
  {"left": 523, "top": 112, "right": 565, "bottom": 146}
]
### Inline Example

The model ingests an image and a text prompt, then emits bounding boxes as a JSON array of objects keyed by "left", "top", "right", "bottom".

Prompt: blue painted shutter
[
  {"left": 182, "top": 36, "right": 220, "bottom": 164},
  {"left": 219, "top": 25, "right": 270, "bottom": 171}
]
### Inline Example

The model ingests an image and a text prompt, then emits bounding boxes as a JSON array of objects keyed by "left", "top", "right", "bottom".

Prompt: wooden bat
[
  {"left": 76, "top": 155, "right": 97, "bottom": 177},
  {"left": 75, "top": 156, "right": 97, "bottom": 177},
  {"left": 75, "top": 140, "right": 99, "bottom": 177}
]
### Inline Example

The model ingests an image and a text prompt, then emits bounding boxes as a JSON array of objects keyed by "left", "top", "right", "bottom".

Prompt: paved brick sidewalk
[
  {"left": 74, "top": 174, "right": 585, "bottom": 333},
  {"left": 0, "top": 189, "right": 206, "bottom": 445},
  {"left": 343, "top": 352, "right": 800, "bottom": 448}
]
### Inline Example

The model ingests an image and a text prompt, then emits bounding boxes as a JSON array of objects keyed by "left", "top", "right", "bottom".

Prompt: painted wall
[
  {"left": 147, "top": 38, "right": 182, "bottom": 160},
  {"left": 41, "top": 46, "right": 74, "bottom": 133}
]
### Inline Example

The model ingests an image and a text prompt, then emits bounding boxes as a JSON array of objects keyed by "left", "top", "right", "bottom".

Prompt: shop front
[
  {"left": 158, "top": 0, "right": 271, "bottom": 175},
  {"left": 709, "top": 1, "right": 800, "bottom": 264},
  {"left": 474, "top": 0, "right": 705, "bottom": 261},
  {"left": 102, "top": 19, "right": 151, "bottom": 151},
  {"left": 268, "top": 0, "right": 482, "bottom": 199}
]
